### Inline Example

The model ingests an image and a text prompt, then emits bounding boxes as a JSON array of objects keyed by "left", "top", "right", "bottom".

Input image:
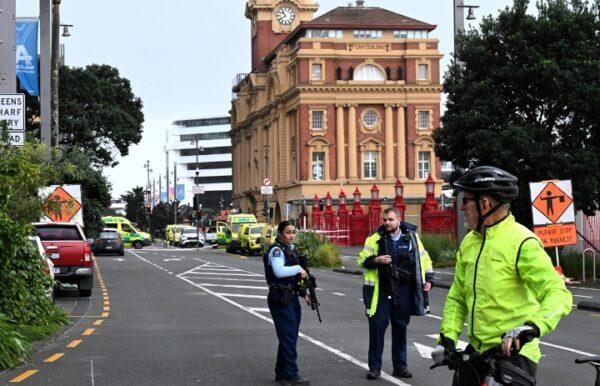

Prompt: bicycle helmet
[{"left": 453, "top": 166, "right": 518, "bottom": 202}]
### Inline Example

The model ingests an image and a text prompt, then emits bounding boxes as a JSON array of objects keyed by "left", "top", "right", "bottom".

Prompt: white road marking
[
  {"left": 164, "top": 258, "right": 181, "bottom": 262},
  {"left": 332, "top": 292, "right": 346, "bottom": 296},
  {"left": 200, "top": 283, "right": 267, "bottom": 290},
  {"left": 90, "top": 360, "right": 95, "bottom": 386},
  {"left": 414, "top": 342, "right": 435, "bottom": 359},
  {"left": 129, "top": 252, "right": 411, "bottom": 386},
  {"left": 426, "top": 334, "right": 468, "bottom": 350},
  {"left": 183, "top": 272, "right": 263, "bottom": 277},
  {"left": 214, "top": 293, "right": 267, "bottom": 299},
  {"left": 573, "top": 294, "right": 593, "bottom": 299},
  {"left": 113, "top": 258, "right": 125, "bottom": 262},
  {"left": 247, "top": 307, "right": 270, "bottom": 313},
  {"left": 192, "top": 277, "right": 266, "bottom": 283}
]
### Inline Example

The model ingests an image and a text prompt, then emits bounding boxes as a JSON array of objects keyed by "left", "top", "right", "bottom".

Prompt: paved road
[{"left": 1, "top": 247, "right": 598, "bottom": 385}]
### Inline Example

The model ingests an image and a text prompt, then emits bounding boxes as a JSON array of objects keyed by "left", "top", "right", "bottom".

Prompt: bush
[
  {"left": 296, "top": 230, "right": 342, "bottom": 268},
  {"left": 312, "top": 243, "right": 342, "bottom": 268},
  {"left": 0, "top": 314, "right": 28, "bottom": 369},
  {"left": 420, "top": 233, "right": 457, "bottom": 267}
]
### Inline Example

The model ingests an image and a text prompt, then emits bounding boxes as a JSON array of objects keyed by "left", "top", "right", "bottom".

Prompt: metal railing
[{"left": 582, "top": 248, "right": 597, "bottom": 283}]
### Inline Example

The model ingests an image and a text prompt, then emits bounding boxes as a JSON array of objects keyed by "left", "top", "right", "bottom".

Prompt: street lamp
[
  {"left": 453, "top": 1, "right": 479, "bottom": 60},
  {"left": 60, "top": 24, "right": 72, "bottom": 37},
  {"left": 190, "top": 136, "right": 204, "bottom": 248}
]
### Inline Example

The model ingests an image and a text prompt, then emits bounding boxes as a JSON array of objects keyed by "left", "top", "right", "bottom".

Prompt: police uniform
[
  {"left": 357, "top": 222, "right": 433, "bottom": 375},
  {"left": 263, "top": 240, "right": 304, "bottom": 383}
]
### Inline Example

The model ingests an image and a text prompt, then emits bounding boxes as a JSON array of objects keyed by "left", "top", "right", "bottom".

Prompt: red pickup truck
[{"left": 33, "top": 222, "right": 93, "bottom": 297}]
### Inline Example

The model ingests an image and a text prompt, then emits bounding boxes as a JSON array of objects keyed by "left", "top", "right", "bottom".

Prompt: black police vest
[
  {"left": 390, "top": 234, "right": 416, "bottom": 273},
  {"left": 263, "top": 240, "right": 299, "bottom": 287}
]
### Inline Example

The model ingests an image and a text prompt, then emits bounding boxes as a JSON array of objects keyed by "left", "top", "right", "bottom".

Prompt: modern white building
[{"left": 164, "top": 116, "right": 232, "bottom": 210}]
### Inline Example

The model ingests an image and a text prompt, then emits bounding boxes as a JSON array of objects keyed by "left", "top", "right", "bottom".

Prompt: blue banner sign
[
  {"left": 160, "top": 191, "right": 167, "bottom": 202},
  {"left": 16, "top": 18, "right": 39, "bottom": 96},
  {"left": 176, "top": 184, "right": 185, "bottom": 201}
]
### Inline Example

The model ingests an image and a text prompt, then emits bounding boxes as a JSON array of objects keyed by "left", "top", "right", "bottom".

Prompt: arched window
[{"left": 353, "top": 64, "right": 385, "bottom": 81}]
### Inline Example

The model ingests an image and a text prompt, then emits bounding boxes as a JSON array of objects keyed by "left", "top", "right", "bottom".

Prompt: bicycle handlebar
[{"left": 575, "top": 356, "right": 600, "bottom": 364}]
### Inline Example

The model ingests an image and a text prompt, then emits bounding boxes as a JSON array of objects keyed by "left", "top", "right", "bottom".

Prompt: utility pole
[
  {"left": 51, "top": 0, "right": 61, "bottom": 146},
  {"left": 40, "top": 0, "right": 52, "bottom": 148},
  {"left": 191, "top": 136, "right": 203, "bottom": 249},
  {"left": 0, "top": 0, "right": 16, "bottom": 93},
  {"left": 143, "top": 160, "right": 152, "bottom": 232},
  {"left": 173, "top": 161, "right": 177, "bottom": 224},
  {"left": 158, "top": 174, "right": 162, "bottom": 203}
]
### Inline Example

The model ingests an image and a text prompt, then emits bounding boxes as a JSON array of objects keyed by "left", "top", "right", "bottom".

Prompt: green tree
[
  {"left": 434, "top": 0, "right": 600, "bottom": 225},
  {"left": 121, "top": 187, "right": 148, "bottom": 229},
  {"left": 58, "top": 64, "right": 144, "bottom": 167},
  {"left": 150, "top": 202, "right": 175, "bottom": 236}
]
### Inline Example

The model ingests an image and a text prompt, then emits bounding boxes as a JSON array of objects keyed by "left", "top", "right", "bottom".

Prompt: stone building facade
[{"left": 231, "top": 0, "right": 443, "bottom": 223}]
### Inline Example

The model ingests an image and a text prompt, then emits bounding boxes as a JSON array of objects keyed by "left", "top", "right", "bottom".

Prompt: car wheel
[
  {"left": 79, "top": 288, "right": 92, "bottom": 297},
  {"left": 133, "top": 241, "right": 143, "bottom": 249},
  {"left": 118, "top": 248, "right": 125, "bottom": 256}
]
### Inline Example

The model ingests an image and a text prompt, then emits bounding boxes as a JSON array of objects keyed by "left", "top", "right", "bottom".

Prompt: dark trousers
[
  {"left": 268, "top": 291, "right": 302, "bottom": 380},
  {"left": 452, "top": 347, "right": 537, "bottom": 386},
  {"left": 368, "top": 283, "right": 412, "bottom": 371}
]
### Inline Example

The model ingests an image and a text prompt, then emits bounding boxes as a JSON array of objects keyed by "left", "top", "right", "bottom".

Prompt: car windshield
[
  {"left": 208, "top": 227, "right": 216, "bottom": 233},
  {"left": 99, "top": 232, "right": 118, "bottom": 239},
  {"left": 250, "top": 227, "right": 263, "bottom": 235},
  {"left": 232, "top": 223, "right": 242, "bottom": 232}
]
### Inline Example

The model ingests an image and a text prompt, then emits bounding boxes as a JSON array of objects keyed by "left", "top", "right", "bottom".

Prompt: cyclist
[{"left": 431, "top": 166, "right": 572, "bottom": 384}]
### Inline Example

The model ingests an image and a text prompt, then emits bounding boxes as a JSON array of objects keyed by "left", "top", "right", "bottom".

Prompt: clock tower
[{"left": 245, "top": 0, "right": 318, "bottom": 73}]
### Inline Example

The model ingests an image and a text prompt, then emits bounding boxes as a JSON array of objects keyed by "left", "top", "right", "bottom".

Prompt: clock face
[{"left": 276, "top": 7, "right": 295, "bottom": 25}]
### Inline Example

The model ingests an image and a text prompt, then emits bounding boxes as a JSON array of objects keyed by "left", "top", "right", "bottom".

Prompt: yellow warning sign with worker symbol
[{"left": 530, "top": 180, "right": 577, "bottom": 247}]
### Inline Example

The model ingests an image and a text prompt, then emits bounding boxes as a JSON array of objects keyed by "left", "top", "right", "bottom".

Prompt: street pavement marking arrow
[
  {"left": 427, "top": 334, "right": 468, "bottom": 350},
  {"left": 414, "top": 342, "right": 435, "bottom": 359},
  {"left": 113, "top": 258, "right": 125, "bottom": 262}
]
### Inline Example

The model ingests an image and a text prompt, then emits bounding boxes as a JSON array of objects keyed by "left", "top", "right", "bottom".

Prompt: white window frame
[
  {"left": 418, "top": 64, "right": 428, "bottom": 80},
  {"left": 354, "top": 64, "right": 385, "bottom": 81},
  {"left": 312, "top": 152, "right": 325, "bottom": 181},
  {"left": 311, "top": 63, "right": 323, "bottom": 80},
  {"left": 418, "top": 151, "right": 431, "bottom": 180},
  {"left": 418, "top": 111, "right": 430, "bottom": 130},
  {"left": 364, "top": 151, "right": 378, "bottom": 179},
  {"left": 311, "top": 110, "right": 324, "bottom": 130},
  {"left": 363, "top": 110, "right": 378, "bottom": 127}
]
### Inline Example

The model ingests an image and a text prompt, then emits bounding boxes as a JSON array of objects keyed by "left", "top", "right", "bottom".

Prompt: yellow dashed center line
[
  {"left": 101, "top": 312, "right": 109, "bottom": 318},
  {"left": 591, "top": 313, "right": 600, "bottom": 318},
  {"left": 43, "top": 353, "right": 64, "bottom": 363},
  {"left": 103, "top": 306, "right": 110, "bottom": 311},
  {"left": 82, "top": 328, "right": 95, "bottom": 336},
  {"left": 93, "top": 319, "right": 104, "bottom": 326},
  {"left": 9, "top": 370, "right": 38, "bottom": 383},
  {"left": 67, "top": 339, "right": 82, "bottom": 348}
]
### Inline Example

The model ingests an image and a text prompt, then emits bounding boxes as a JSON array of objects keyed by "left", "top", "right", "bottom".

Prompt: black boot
[
  {"left": 393, "top": 368, "right": 412, "bottom": 378},
  {"left": 366, "top": 369, "right": 381, "bottom": 380}
]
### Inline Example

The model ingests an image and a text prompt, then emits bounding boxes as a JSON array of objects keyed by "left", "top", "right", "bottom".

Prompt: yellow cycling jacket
[
  {"left": 440, "top": 214, "right": 572, "bottom": 363},
  {"left": 357, "top": 223, "right": 433, "bottom": 317}
]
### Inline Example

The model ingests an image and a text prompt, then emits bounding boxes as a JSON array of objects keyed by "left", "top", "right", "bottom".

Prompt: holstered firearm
[{"left": 296, "top": 251, "right": 322, "bottom": 323}]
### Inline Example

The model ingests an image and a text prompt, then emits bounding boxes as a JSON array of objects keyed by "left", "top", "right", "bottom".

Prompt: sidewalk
[{"left": 335, "top": 245, "right": 600, "bottom": 312}]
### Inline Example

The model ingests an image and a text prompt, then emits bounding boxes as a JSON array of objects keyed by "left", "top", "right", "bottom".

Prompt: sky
[{"left": 16, "top": 0, "right": 535, "bottom": 199}]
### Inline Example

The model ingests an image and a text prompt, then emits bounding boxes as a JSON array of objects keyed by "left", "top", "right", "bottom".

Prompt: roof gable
[{"left": 308, "top": 6, "right": 435, "bottom": 29}]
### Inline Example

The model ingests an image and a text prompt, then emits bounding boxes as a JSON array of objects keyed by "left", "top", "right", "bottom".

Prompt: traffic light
[
  {"left": 263, "top": 201, "right": 269, "bottom": 218},
  {"left": 193, "top": 194, "right": 201, "bottom": 211},
  {"left": 145, "top": 203, "right": 151, "bottom": 213}
]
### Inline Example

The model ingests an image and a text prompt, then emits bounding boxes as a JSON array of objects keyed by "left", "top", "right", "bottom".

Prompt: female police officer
[{"left": 264, "top": 221, "right": 311, "bottom": 385}]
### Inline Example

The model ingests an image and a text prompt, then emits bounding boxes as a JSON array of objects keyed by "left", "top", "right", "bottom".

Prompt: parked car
[
  {"left": 179, "top": 227, "right": 204, "bottom": 247},
  {"left": 204, "top": 226, "right": 217, "bottom": 246},
  {"left": 260, "top": 224, "right": 277, "bottom": 254},
  {"left": 28, "top": 236, "right": 56, "bottom": 301},
  {"left": 92, "top": 229, "right": 125, "bottom": 256},
  {"left": 33, "top": 222, "right": 93, "bottom": 297},
  {"left": 239, "top": 223, "right": 268, "bottom": 255}
]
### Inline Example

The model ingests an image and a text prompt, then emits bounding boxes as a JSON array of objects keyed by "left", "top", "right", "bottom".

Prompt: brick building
[{"left": 231, "top": 0, "right": 443, "bottom": 223}]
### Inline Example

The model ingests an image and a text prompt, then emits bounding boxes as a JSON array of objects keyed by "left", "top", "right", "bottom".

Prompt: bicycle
[
  {"left": 575, "top": 356, "right": 600, "bottom": 386},
  {"left": 430, "top": 336, "right": 536, "bottom": 386}
]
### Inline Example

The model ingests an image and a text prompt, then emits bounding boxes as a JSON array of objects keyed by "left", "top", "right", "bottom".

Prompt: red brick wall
[
  {"left": 298, "top": 104, "right": 310, "bottom": 180},
  {"left": 431, "top": 58, "right": 440, "bottom": 84},
  {"left": 406, "top": 59, "right": 416, "bottom": 83},
  {"left": 406, "top": 103, "right": 441, "bottom": 180},
  {"left": 252, "top": 21, "right": 287, "bottom": 73},
  {"left": 298, "top": 59, "right": 309, "bottom": 83}
]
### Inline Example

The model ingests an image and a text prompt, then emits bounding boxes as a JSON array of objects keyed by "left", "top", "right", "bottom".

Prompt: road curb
[
  {"left": 333, "top": 268, "right": 363, "bottom": 276},
  {"left": 576, "top": 301, "right": 600, "bottom": 312}
]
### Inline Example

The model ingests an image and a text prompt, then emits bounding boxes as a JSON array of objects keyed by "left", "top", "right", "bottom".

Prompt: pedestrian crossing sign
[{"left": 530, "top": 180, "right": 575, "bottom": 226}]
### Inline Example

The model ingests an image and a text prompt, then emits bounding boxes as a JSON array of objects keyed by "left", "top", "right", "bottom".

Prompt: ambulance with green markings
[
  {"left": 216, "top": 214, "right": 257, "bottom": 253},
  {"left": 101, "top": 216, "right": 152, "bottom": 249}
]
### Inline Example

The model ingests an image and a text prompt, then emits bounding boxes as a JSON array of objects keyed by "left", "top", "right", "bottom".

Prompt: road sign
[
  {"left": 534, "top": 223, "right": 578, "bottom": 247},
  {"left": 530, "top": 180, "right": 575, "bottom": 226},
  {"left": 0, "top": 94, "right": 25, "bottom": 147},
  {"left": 39, "top": 184, "right": 84, "bottom": 226},
  {"left": 261, "top": 185, "right": 273, "bottom": 195},
  {"left": 192, "top": 185, "right": 205, "bottom": 194},
  {"left": 263, "top": 177, "right": 271, "bottom": 186}
]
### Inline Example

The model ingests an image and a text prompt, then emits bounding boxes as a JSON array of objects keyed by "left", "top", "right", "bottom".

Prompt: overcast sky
[{"left": 16, "top": 0, "right": 533, "bottom": 199}]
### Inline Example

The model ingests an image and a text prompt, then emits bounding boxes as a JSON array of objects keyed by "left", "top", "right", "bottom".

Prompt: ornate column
[
  {"left": 397, "top": 104, "right": 406, "bottom": 178},
  {"left": 385, "top": 104, "right": 394, "bottom": 180},
  {"left": 348, "top": 105, "right": 358, "bottom": 179},
  {"left": 278, "top": 104, "right": 286, "bottom": 182},
  {"left": 336, "top": 104, "right": 346, "bottom": 180}
]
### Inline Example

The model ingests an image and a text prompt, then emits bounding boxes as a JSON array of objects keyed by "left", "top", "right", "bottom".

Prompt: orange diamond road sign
[
  {"left": 44, "top": 186, "right": 82, "bottom": 222},
  {"left": 531, "top": 181, "right": 573, "bottom": 224}
]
